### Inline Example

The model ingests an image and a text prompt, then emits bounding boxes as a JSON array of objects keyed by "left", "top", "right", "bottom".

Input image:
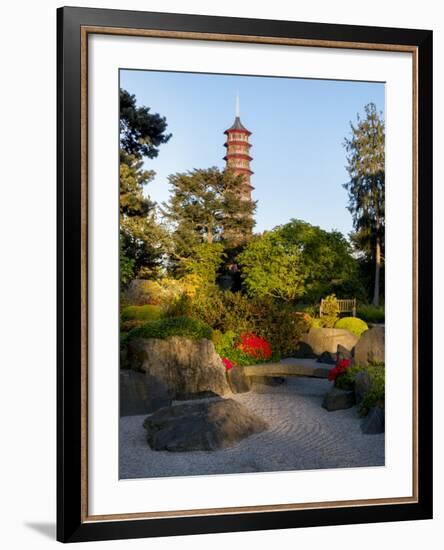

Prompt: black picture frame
[{"left": 57, "top": 6, "right": 433, "bottom": 543}]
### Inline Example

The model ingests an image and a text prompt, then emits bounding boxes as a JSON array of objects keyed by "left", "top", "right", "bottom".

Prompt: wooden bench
[{"left": 320, "top": 298, "right": 356, "bottom": 318}]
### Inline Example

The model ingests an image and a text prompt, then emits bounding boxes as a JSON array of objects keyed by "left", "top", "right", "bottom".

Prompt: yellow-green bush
[
  {"left": 335, "top": 316, "right": 369, "bottom": 337},
  {"left": 121, "top": 304, "right": 163, "bottom": 322}
]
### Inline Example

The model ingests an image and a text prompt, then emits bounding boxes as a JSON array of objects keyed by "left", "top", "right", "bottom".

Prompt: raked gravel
[{"left": 119, "top": 377, "right": 385, "bottom": 479}]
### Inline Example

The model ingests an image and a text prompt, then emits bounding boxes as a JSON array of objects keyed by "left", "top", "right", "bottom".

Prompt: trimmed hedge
[
  {"left": 335, "top": 316, "right": 369, "bottom": 337},
  {"left": 127, "top": 316, "right": 213, "bottom": 341},
  {"left": 357, "top": 304, "right": 385, "bottom": 324},
  {"left": 121, "top": 304, "right": 163, "bottom": 322}
]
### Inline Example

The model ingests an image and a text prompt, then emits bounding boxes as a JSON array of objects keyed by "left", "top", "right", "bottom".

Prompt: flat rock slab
[
  {"left": 243, "top": 359, "right": 331, "bottom": 379},
  {"left": 322, "top": 387, "right": 356, "bottom": 411},
  {"left": 143, "top": 398, "right": 268, "bottom": 452}
]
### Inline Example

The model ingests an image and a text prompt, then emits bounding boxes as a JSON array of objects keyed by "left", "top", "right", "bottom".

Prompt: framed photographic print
[{"left": 57, "top": 6, "right": 433, "bottom": 543}]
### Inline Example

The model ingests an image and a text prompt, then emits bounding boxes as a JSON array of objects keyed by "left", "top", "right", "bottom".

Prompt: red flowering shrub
[
  {"left": 327, "top": 358, "right": 351, "bottom": 382},
  {"left": 236, "top": 333, "right": 272, "bottom": 361},
  {"left": 221, "top": 357, "right": 234, "bottom": 370}
]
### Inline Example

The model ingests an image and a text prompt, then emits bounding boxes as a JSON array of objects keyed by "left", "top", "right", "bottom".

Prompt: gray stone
[
  {"left": 361, "top": 406, "right": 385, "bottom": 434},
  {"left": 354, "top": 327, "right": 385, "bottom": 366},
  {"left": 337, "top": 344, "right": 353, "bottom": 363},
  {"left": 120, "top": 370, "right": 172, "bottom": 417},
  {"left": 293, "top": 341, "right": 316, "bottom": 359},
  {"left": 226, "top": 365, "right": 252, "bottom": 393},
  {"left": 322, "top": 387, "right": 356, "bottom": 411},
  {"left": 143, "top": 398, "right": 268, "bottom": 451},
  {"left": 355, "top": 371, "right": 372, "bottom": 404},
  {"left": 301, "top": 328, "right": 359, "bottom": 356},
  {"left": 317, "top": 351, "right": 337, "bottom": 365},
  {"left": 127, "top": 336, "right": 231, "bottom": 399}
]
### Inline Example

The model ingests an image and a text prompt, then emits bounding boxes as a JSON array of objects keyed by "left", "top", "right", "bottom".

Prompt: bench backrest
[{"left": 320, "top": 298, "right": 356, "bottom": 317}]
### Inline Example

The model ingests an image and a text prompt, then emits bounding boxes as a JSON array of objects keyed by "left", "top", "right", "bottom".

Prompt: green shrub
[
  {"left": 335, "top": 364, "right": 385, "bottom": 416},
  {"left": 121, "top": 304, "right": 163, "bottom": 322},
  {"left": 165, "top": 286, "right": 311, "bottom": 358},
  {"left": 121, "top": 319, "right": 150, "bottom": 333},
  {"left": 334, "top": 317, "right": 369, "bottom": 337},
  {"left": 127, "top": 316, "right": 212, "bottom": 341},
  {"left": 320, "top": 294, "right": 340, "bottom": 327},
  {"left": 357, "top": 304, "right": 385, "bottom": 324}
]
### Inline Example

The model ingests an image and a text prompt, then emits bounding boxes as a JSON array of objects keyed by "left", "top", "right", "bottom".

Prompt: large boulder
[
  {"left": 322, "top": 387, "right": 356, "bottom": 411},
  {"left": 300, "top": 328, "right": 359, "bottom": 356},
  {"left": 143, "top": 398, "right": 268, "bottom": 451},
  {"left": 127, "top": 336, "right": 231, "bottom": 399},
  {"left": 354, "top": 327, "right": 385, "bottom": 366},
  {"left": 120, "top": 370, "right": 172, "bottom": 416},
  {"left": 226, "top": 365, "right": 252, "bottom": 393}
]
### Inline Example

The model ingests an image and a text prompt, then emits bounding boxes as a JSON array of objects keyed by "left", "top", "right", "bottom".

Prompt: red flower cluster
[
  {"left": 221, "top": 357, "right": 234, "bottom": 370},
  {"left": 236, "top": 333, "right": 272, "bottom": 361},
  {"left": 327, "top": 358, "right": 352, "bottom": 382}
]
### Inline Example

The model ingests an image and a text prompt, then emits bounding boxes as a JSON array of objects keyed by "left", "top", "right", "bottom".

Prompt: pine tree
[
  {"left": 162, "top": 167, "right": 256, "bottom": 263},
  {"left": 119, "top": 89, "right": 171, "bottom": 281},
  {"left": 344, "top": 103, "right": 385, "bottom": 306}
]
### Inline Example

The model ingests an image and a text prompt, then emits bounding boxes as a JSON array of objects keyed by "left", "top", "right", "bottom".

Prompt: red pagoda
[
  {"left": 223, "top": 97, "right": 254, "bottom": 246},
  {"left": 223, "top": 96, "right": 254, "bottom": 202}
]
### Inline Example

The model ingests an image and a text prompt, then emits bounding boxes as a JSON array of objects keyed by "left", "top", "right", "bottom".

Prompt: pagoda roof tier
[
  {"left": 224, "top": 140, "right": 252, "bottom": 148},
  {"left": 229, "top": 167, "right": 254, "bottom": 176},
  {"left": 223, "top": 153, "right": 253, "bottom": 162},
  {"left": 224, "top": 116, "right": 252, "bottom": 135}
]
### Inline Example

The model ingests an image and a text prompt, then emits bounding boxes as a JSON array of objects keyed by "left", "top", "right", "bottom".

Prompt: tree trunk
[{"left": 372, "top": 234, "right": 381, "bottom": 307}]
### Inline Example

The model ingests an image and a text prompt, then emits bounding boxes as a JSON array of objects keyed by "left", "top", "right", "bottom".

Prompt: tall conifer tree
[{"left": 344, "top": 103, "right": 385, "bottom": 306}]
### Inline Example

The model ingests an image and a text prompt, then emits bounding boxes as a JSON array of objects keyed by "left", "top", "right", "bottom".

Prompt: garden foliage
[
  {"left": 357, "top": 304, "right": 385, "bottom": 324},
  {"left": 335, "top": 363, "right": 385, "bottom": 416}
]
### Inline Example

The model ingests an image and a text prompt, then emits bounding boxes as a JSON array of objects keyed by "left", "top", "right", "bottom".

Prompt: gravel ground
[{"left": 119, "top": 377, "right": 385, "bottom": 479}]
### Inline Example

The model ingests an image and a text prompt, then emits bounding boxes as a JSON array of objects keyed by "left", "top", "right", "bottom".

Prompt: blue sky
[{"left": 120, "top": 69, "right": 384, "bottom": 238}]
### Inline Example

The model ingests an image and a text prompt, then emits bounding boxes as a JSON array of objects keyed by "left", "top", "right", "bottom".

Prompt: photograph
[{"left": 118, "top": 69, "right": 386, "bottom": 480}]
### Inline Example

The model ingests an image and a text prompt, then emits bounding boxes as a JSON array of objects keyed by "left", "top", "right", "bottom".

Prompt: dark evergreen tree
[{"left": 120, "top": 89, "right": 171, "bottom": 158}]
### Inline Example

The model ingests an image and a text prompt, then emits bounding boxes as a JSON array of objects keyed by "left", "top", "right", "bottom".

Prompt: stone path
[{"left": 119, "top": 377, "right": 385, "bottom": 479}]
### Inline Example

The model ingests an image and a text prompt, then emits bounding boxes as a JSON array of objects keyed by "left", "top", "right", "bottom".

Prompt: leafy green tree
[
  {"left": 238, "top": 219, "right": 360, "bottom": 302},
  {"left": 119, "top": 89, "right": 172, "bottom": 282},
  {"left": 237, "top": 231, "right": 306, "bottom": 301},
  {"left": 344, "top": 103, "right": 385, "bottom": 306},
  {"left": 181, "top": 242, "right": 225, "bottom": 285},
  {"left": 162, "top": 167, "right": 256, "bottom": 259}
]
